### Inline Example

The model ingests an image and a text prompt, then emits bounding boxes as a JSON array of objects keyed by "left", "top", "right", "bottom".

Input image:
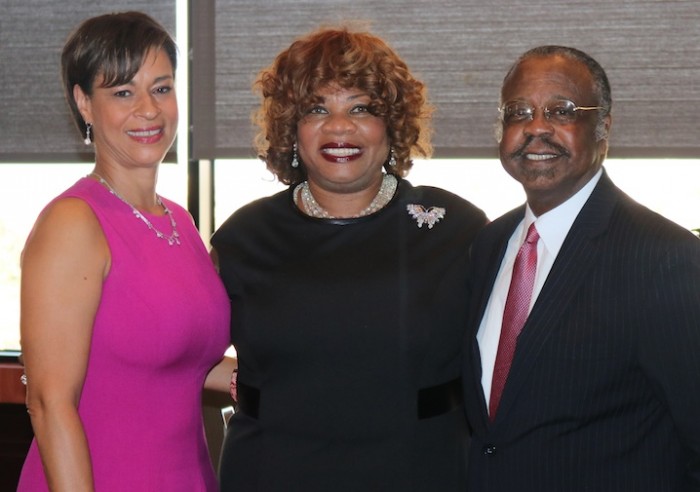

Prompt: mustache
[{"left": 508, "top": 135, "right": 570, "bottom": 160}]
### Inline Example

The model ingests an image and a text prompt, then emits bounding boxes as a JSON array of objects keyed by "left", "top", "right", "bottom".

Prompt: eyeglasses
[{"left": 499, "top": 99, "right": 605, "bottom": 125}]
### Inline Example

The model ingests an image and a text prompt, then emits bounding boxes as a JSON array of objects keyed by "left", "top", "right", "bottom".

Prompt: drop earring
[
  {"left": 388, "top": 147, "right": 397, "bottom": 167},
  {"left": 291, "top": 142, "right": 299, "bottom": 168},
  {"left": 84, "top": 123, "right": 92, "bottom": 145}
]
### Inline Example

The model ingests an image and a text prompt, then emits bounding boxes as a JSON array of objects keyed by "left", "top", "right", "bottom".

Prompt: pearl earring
[
  {"left": 291, "top": 142, "right": 299, "bottom": 168},
  {"left": 388, "top": 147, "right": 397, "bottom": 167},
  {"left": 84, "top": 123, "right": 92, "bottom": 145}
]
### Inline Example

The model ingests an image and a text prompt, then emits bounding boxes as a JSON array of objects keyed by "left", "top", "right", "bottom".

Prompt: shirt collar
[{"left": 524, "top": 168, "right": 603, "bottom": 258}]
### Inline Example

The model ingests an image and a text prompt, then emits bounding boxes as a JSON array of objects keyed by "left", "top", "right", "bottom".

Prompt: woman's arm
[
  {"left": 205, "top": 246, "right": 238, "bottom": 395},
  {"left": 204, "top": 355, "right": 237, "bottom": 394},
  {"left": 21, "top": 198, "right": 109, "bottom": 492}
]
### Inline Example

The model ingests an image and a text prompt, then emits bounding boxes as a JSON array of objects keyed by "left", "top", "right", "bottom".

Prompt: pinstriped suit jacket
[{"left": 463, "top": 171, "right": 700, "bottom": 491}]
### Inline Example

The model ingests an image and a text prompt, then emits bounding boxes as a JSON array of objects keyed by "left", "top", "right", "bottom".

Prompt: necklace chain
[
  {"left": 294, "top": 174, "right": 398, "bottom": 219},
  {"left": 89, "top": 173, "right": 181, "bottom": 246}
]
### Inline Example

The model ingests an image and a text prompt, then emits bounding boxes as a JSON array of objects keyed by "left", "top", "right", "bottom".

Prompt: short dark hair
[
  {"left": 61, "top": 11, "right": 177, "bottom": 141},
  {"left": 253, "top": 26, "right": 433, "bottom": 185}
]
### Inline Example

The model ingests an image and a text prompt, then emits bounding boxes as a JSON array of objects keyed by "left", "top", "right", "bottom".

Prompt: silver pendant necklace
[
  {"left": 89, "top": 172, "right": 181, "bottom": 246},
  {"left": 294, "top": 174, "right": 398, "bottom": 219}
]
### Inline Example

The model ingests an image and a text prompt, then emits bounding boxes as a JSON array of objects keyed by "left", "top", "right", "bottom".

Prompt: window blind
[
  {"left": 190, "top": 0, "right": 700, "bottom": 160},
  {"left": 0, "top": 2, "right": 176, "bottom": 163}
]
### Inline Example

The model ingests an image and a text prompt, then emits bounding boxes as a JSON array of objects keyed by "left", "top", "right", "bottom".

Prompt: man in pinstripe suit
[{"left": 463, "top": 45, "right": 700, "bottom": 490}]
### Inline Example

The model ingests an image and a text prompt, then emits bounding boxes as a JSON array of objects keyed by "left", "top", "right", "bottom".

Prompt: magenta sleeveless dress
[{"left": 17, "top": 177, "right": 230, "bottom": 491}]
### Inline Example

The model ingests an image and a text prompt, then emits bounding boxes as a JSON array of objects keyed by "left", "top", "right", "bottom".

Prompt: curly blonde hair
[{"left": 253, "top": 26, "right": 433, "bottom": 185}]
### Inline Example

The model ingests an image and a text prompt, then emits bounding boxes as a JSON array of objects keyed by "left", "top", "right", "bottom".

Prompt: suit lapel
[
  {"left": 467, "top": 208, "right": 524, "bottom": 428},
  {"left": 469, "top": 209, "right": 524, "bottom": 339},
  {"left": 491, "top": 173, "right": 620, "bottom": 425}
]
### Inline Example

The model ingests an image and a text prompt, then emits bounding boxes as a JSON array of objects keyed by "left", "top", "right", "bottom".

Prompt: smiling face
[
  {"left": 296, "top": 85, "right": 390, "bottom": 195},
  {"left": 75, "top": 48, "right": 178, "bottom": 170},
  {"left": 498, "top": 54, "right": 611, "bottom": 215}
]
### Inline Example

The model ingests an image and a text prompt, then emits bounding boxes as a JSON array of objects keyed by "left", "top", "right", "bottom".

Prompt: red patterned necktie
[{"left": 489, "top": 223, "right": 540, "bottom": 421}]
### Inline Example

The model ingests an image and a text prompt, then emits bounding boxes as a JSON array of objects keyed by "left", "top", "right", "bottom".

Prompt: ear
[
  {"left": 601, "top": 113, "right": 612, "bottom": 139},
  {"left": 73, "top": 84, "right": 92, "bottom": 123},
  {"left": 596, "top": 114, "right": 612, "bottom": 158}
]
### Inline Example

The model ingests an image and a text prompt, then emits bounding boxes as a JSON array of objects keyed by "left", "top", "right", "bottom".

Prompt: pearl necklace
[
  {"left": 89, "top": 173, "right": 181, "bottom": 246},
  {"left": 294, "top": 174, "right": 398, "bottom": 219}
]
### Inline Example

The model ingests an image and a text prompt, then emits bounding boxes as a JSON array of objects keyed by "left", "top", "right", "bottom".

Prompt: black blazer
[{"left": 463, "top": 171, "right": 700, "bottom": 491}]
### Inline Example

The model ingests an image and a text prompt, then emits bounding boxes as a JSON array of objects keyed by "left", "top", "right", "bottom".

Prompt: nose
[
  {"left": 321, "top": 113, "right": 355, "bottom": 134},
  {"left": 523, "top": 108, "right": 554, "bottom": 137},
  {"left": 135, "top": 93, "right": 160, "bottom": 119}
]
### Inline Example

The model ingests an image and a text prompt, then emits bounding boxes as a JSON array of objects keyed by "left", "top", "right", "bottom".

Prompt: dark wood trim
[{"left": 0, "top": 362, "right": 25, "bottom": 405}]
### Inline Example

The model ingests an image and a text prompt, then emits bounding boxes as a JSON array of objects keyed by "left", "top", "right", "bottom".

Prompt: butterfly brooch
[{"left": 406, "top": 204, "right": 446, "bottom": 229}]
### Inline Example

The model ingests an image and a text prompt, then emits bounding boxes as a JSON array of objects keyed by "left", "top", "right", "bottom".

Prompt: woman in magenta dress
[{"left": 17, "top": 12, "right": 232, "bottom": 491}]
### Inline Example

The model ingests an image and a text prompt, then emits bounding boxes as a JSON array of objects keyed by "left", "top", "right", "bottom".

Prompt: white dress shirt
[{"left": 477, "top": 169, "right": 603, "bottom": 404}]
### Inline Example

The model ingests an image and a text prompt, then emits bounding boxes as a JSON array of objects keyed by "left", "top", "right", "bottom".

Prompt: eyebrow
[
  {"left": 316, "top": 91, "right": 368, "bottom": 103},
  {"left": 505, "top": 94, "right": 576, "bottom": 103},
  {"left": 116, "top": 74, "right": 174, "bottom": 87},
  {"left": 143, "top": 74, "right": 175, "bottom": 86},
  {"left": 153, "top": 74, "right": 174, "bottom": 83}
]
